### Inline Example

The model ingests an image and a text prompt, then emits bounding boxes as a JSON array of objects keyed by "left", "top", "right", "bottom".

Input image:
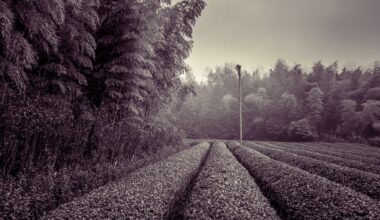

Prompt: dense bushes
[
  {"left": 245, "top": 142, "right": 380, "bottom": 200},
  {"left": 1, "top": 95, "right": 94, "bottom": 174},
  {"left": 0, "top": 0, "right": 206, "bottom": 218},
  {"left": 42, "top": 142, "right": 210, "bottom": 219},
  {"left": 0, "top": 0, "right": 206, "bottom": 174},
  {"left": 287, "top": 119, "right": 316, "bottom": 141},
  {"left": 275, "top": 141, "right": 380, "bottom": 162},
  {"left": 0, "top": 145, "right": 182, "bottom": 219},
  {"left": 229, "top": 144, "right": 380, "bottom": 219},
  {"left": 290, "top": 142, "right": 380, "bottom": 165},
  {"left": 184, "top": 142, "right": 279, "bottom": 219},
  {"left": 311, "top": 142, "right": 380, "bottom": 158}
]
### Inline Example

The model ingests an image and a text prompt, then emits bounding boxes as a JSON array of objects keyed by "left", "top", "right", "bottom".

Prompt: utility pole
[{"left": 235, "top": 64, "right": 242, "bottom": 147}]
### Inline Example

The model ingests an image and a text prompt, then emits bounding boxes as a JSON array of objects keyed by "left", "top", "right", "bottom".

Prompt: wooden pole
[{"left": 236, "top": 65, "right": 242, "bottom": 147}]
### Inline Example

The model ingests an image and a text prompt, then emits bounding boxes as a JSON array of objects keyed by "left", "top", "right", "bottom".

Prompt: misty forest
[
  {"left": 179, "top": 61, "right": 380, "bottom": 144},
  {"left": 1, "top": 0, "right": 380, "bottom": 219}
]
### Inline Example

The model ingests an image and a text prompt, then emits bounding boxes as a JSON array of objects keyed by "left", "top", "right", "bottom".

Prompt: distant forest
[{"left": 178, "top": 60, "right": 380, "bottom": 146}]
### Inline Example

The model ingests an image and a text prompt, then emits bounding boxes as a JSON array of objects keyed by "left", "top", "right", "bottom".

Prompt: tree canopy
[{"left": 178, "top": 61, "right": 380, "bottom": 145}]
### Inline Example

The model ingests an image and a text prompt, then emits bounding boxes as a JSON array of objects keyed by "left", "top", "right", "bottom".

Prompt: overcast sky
[{"left": 186, "top": 0, "right": 380, "bottom": 82}]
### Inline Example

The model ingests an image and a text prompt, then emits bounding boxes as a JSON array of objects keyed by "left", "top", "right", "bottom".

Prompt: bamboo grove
[{"left": 0, "top": 0, "right": 205, "bottom": 179}]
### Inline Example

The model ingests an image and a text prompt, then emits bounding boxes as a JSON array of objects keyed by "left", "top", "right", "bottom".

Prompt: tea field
[{"left": 43, "top": 141, "right": 380, "bottom": 219}]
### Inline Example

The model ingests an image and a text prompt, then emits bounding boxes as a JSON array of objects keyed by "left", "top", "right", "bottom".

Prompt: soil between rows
[
  {"left": 165, "top": 143, "right": 212, "bottom": 220},
  {"left": 226, "top": 142, "right": 288, "bottom": 220}
]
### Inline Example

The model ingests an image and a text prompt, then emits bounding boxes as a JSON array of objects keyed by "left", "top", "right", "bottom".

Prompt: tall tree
[
  {"left": 308, "top": 61, "right": 325, "bottom": 86},
  {"left": 0, "top": 1, "right": 39, "bottom": 92},
  {"left": 155, "top": 0, "right": 206, "bottom": 96},
  {"left": 96, "top": 0, "right": 161, "bottom": 123},
  {"left": 48, "top": 0, "right": 100, "bottom": 96},
  {"left": 338, "top": 99, "right": 359, "bottom": 138},
  {"left": 268, "top": 59, "right": 289, "bottom": 98},
  {"left": 361, "top": 100, "right": 380, "bottom": 137},
  {"left": 306, "top": 87, "right": 324, "bottom": 136}
]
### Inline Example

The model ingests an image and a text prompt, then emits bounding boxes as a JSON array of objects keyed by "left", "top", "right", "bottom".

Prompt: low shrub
[
  {"left": 245, "top": 142, "right": 380, "bottom": 200},
  {"left": 291, "top": 142, "right": 380, "bottom": 165},
  {"left": 184, "top": 142, "right": 279, "bottom": 219},
  {"left": 303, "top": 142, "right": 380, "bottom": 159},
  {"left": 225, "top": 141, "right": 241, "bottom": 151},
  {"left": 42, "top": 142, "right": 210, "bottom": 219},
  {"left": 258, "top": 142, "right": 380, "bottom": 175},
  {"left": 268, "top": 141, "right": 380, "bottom": 165},
  {"left": 0, "top": 145, "right": 182, "bottom": 219},
  {"left": 228, "top": 144, "right": 380, "bottom": 220},
  {"left": 340, "top": 142, "right": 380, "bottom": 151},
  {"left": 183, "top": 139, "right": 202, "bottom": 147}
]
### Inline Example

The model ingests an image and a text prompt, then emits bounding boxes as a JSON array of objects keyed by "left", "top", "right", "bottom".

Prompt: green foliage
[
  {"left": 231, "top": 144, "right": 380, "bottom": 220},
  {"left": 361, "top": 100, "right": 380, "bottom": 124},
  {"left": 52, "top": 0, "right": 99, "bottom": 95},
  {"left": 155, "top": 0, "right": 206, "bottom": 95},
  {"left": 365, "top": 87, "right": 380, "bottom": 101},
  {"left": 0, "top": 0, "right": 205, "bottom": 218},
  {"left": 246, "top": 142, "right": 380, "bottom": 200},
  {"left": 0, "top": 1, "right": 37, "bottom": 91},
  {"left": 265, "top": 117, "right": 288, "bottom": 140},
  {"left": 96, "top": 0, "right": 158, "bottom": 119},
  {"left": 178, "top": 61, "right": 380, "bottom": 142},
  {"left": 41, "top": 142, "right": 209, "bottom": 219},
  {"left": 259, "top": 142, "right": 380, "bottom": 174},
  {"left": 277, "top": 92, "right": 299, "bottom": 122},
  {"left": 184, "top": 143, "right": 280, "bottom": 219},
  {"left": 0, "top": 147, "right": 180, "bottom": 219},
  {"left": 306, "top": 87, "right": 324, "bottom": 131},
  {"left": 338, "top": 99, "right": 360, "bottom": 137},
  {"left": 287, "top": 119, "right": 316, "bottom": 141},
  {"left": 360, "top": 100, "right": 380, "bottom": 137}
]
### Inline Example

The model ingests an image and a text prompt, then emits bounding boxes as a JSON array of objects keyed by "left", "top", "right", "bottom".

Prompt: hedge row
[
  {"left": 0, "top": 144, "right": 182, "bottom": 220},
  {"left": 245, "top": 142, "right": 380, "bottom": 200},
  {"left": 184, "top": 142, "right": 280, "bottom": 220},
  {"left": 42, "top": 142, "right": 210, "bottom": 219},
  {"left": 344, "top": 142, "right": 380, "bottom": 151},
  {"left": 292, "top": 141, "right": 380, "bottom": 159},
  {"left": 322, "top": 142, "right": 380, "bottom": 153},
  {"left": 265, "top": 141, "right": 380, "bottom": 166},
  {"left": 309, "top": 142, "right": 380, "bottom": 160},
  {"left": 257, "top": 141, "right": 380, "bottom": 175},
  {"left": 289, "top": 142, "right": 380, "bottom": 165},
  {"left": 229, "top": 144, "right": 380, "bottom": 220}
]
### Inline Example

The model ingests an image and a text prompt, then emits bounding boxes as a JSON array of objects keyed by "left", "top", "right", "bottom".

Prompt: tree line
[{"left": 178, "top": 60, "right": 380, "bottom": 146}]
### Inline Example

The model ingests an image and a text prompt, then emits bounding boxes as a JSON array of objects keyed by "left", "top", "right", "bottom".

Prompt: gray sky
[{"left": 186, "top": 0, "right": 380, "bottom": 81}]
